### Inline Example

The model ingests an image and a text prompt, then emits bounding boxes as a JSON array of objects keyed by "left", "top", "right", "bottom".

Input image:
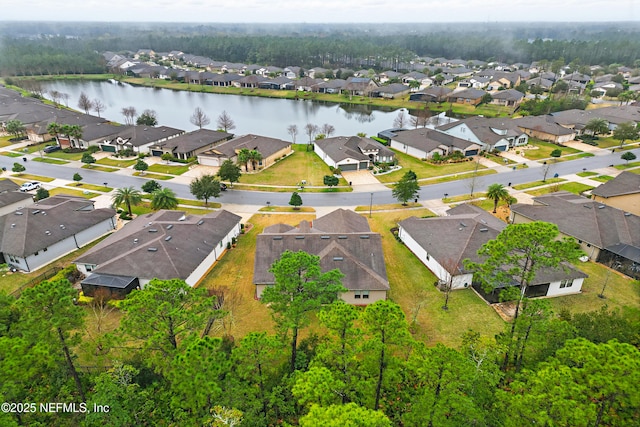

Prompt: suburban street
[{"left": 3, "top": 145, "right": 638, "bottom": 210}]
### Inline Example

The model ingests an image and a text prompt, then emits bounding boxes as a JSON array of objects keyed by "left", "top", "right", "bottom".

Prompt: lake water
[{"left": 41, "top": 80, "right": 404, "bottom": 141}]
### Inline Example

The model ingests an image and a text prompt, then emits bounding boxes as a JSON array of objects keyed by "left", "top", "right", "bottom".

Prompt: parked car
[
  {"left": 20, "top": 182, "right": 41, "bottom": 192},
  {"left": 220, "top": 183, "right": 228, "bottom": 191},
  {"left": 43, "top": 145, "right": 61, "bottom": 153}
]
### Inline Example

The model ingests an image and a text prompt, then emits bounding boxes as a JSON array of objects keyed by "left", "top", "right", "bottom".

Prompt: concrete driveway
[{"left": 341, "top": 170, "right": 389, "bottom": 193}]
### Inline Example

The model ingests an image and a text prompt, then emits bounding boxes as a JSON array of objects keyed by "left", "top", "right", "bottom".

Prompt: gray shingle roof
[
  {"left": 511, "top": 192, "right": 640, "bottom": 250},
  {"left": 315, "top": 136, "right": 389, "bottom": 163},
  {"left": 0, "top": 195, "right": 115, "bottom": 257},
  {"left": 200, "top": 134, "right": 290, "bottom": 160},
  {"left": 75, "top": 209, "right": 241, "bottom": 281},
  {"left": 392, "top": 128, "right": 480, "bottom": 153},
  {"left": 253, "top": 209, "right": 389, "bottom": 292},
  {"left": 156, "top": 129, "right": 233, "bottom": 154},
  {"left": 591, "top": 172, "right": 640, "bottom": 198}
]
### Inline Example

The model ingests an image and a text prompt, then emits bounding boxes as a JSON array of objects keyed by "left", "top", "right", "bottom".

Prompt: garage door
[
  {"left": 495, "top": 145, "right": 507, "bottom": 152},
  {"left": 465, "top": 149, "right": 478, "bottom": 156},
  {"left": 151, "top": 150, "right": 164, "bottom": 157},
  {"left": 101, "top": 145, "right": 116, "bottom": 153},
  {"left": 340, "top": 163, "right": 358, "bottom": 171},
  {"left": 359, "top": 161, "right": 369, "bottom": 170}
]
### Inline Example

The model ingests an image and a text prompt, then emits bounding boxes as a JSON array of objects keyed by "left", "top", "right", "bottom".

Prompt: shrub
[
  {"left": 86, "top": 145, "right": 100, "bottom": 154},
  {"left": 119, "top": 212, "right": 132, "bottom": 220},
  {"left": 226, "top": 241, "right": 232, "bottom": 250}
]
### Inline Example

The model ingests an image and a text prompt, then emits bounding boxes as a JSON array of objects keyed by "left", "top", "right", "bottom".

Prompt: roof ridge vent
[
  {"left": 165, "top": 235, "right": 172, "bottom": 241},
  {"left": 147, "top": 247, "right": 158, "bottom": 252}
]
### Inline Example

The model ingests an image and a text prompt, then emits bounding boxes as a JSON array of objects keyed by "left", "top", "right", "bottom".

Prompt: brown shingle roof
[{"left": 253, "top": 209, "right": 389, "bottom": 292}]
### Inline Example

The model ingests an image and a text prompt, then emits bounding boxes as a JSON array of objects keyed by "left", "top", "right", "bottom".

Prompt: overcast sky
[{"left": 3, "top": 0, "right": 639, "bottom": 23}]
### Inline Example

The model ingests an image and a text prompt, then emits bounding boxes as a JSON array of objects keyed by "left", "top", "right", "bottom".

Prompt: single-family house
[
  {"left": 283, "top": 66, "right": 301, "bottom": 79},
  {"left": 371, "top": 83, "right": 411, "bottom": 99},
  {"left": 510, "top": 192, "right": 640, "bottom": 279},
  {"left": 457, "top": 77, "right": 490, "bottom": 89},
  {"left": 233, "top": 74, "right": 264, "bottom": 88},
  {"left": 388, "top": 128, "right": 483, "bottom": 159},
  {"left": 257, "top": 77, "right": 295, "bottom": 90},
  {"left": 134, "top": 49, "right": 155, "bottom": 59},
  {"left": 591, "top": 172, "right": 640, "bottom": 217},
  {"left": 512, "top": 116, "right": 577, "bottom": 144},
  {"left": 409, "top": 87, "right": 452, "bottom": 103},
  {"left": 100, "top": 125, "right": 185, "bottom": 154},
  {"left": 254, "top": 209, "right": 389, "bottom": 305},
  {"left": 150, "top": 129, "right": 233, "bottom": 160},
  {"left": 0, "top": 195, "right": 116, "bottom": 273},
  {"left": 490, "top": 89, "right": 525, "bottom": 107},
  {"left": 0, "top": 180, "right": 35, "bottom": 217},
  {"left": 210, "top": 73, "right": 242, "bottom": 87},
  {"left": 315, "top": 79, "right": 346, "bottom": 94},
  {"left": 198, "top": 134, "right": 292, "bottom": 169},
  {"left": 379, "top": 70, "right": 402, "bottom": 83},
  {"left": 307, "top": 67, "right": 328, "bottom": 79},
  {"left": 447, "top": 88, "right": 487, "bottom": 105},
  {"left": 294, "top": 77, "right": 322, "bottom": 92},
  {"left": 526, "top": 76, "right": 554, "bottom": 91},
  {"left": 591, "top": 81, "right": 623, "bottom": 97},
  {"left": 398, "top": 203, "right": 588, "bottom": 301},
  {"left": 436, "top": 116, "right": 529, "bottom": 152},
  {"left": 314, "top": 136, "right": 395, "bottom": 171},
  {"left": 75, "top": 209, "right": 242, "bottom": 297},
  {"left": 343, "top": 77, "right": 378, "bottom": 97}
]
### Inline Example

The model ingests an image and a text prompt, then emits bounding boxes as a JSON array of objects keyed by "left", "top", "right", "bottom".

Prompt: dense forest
[{"left": 1, "top": 22, "right": 640, "bottom": 76}]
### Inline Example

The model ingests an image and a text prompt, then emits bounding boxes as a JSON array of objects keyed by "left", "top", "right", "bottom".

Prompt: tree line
[{"left": 2, "top": 27, "right": 640, "bottom": 77}]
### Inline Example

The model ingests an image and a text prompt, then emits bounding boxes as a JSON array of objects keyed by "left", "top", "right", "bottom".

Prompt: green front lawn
[
  {"left": 526, "top": 182, "right": 594, "bottom": 197},
  {"left": 513, "top": 178, "right": 565, "bottom": 190},
  {"left": 592, "top": 175, "right": 614, "bottom": 182},
  {"left": 353, "top": 202, "right": 426, "bottom": 212},
  {"left": 147, "top": 163, "right": 191, "bottom": 175},
  {"left": 68, "top": 183, "right": 113, "bottom": 192},
  {"left": 177, "top": 198, "right": 221, "bottom": 209},
  {"left": 577, "top": 171, "right": 598, "bottom": 177},
  {"left": 81, "top": 164, "right": 118, "bottom": 172},
  {"left": 32, "top": 157, "right": 68, "bottom": 165},
  {"left": 520, "top": 139, "right": 581, "bottom": 160},
  {"left": 48, "top": 150, "right": 86, "bottom": 161},
  {"left": 240, "top": 145, "right": 347, "bottom": 187},
  {"left": 376, "top": 150, "right": 488, "bottom": 184},
  {"left": 132, "top": 171, "right": 173, "bottom": 180},
  {"left": 615, "top": 161, "right": 640, "bottom": 170},
  {"left": 10, "top": 173, "right": 55, "bottom": 182},
  {"left": 48, "top": 187, "right": 97, "bottom": 199},
  {"left": 1, "top": 151, "right": 23, "bottom": 157},
  {"left": 96, "top": 157, "right": 137, "bottom": 168}
]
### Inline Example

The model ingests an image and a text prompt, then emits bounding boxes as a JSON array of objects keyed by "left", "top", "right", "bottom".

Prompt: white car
[{"left": 20, "top": 182, "right": 41, "bottom": 192}]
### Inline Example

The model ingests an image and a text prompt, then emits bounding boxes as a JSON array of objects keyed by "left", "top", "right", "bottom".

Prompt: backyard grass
[
  {"left": 49, "top": 187, "right": 97, "bottom": 199},
  {"left": 513, "top": 177, "right": 565, "bottom": 190},
  {"left": 32, "top": 157, "right": 69, "bottom": 165},
  {"left": 82, "top": 164, "right": 118, "bottom": 172},
  {"left": 147, "top": 163, "right": 191, "bottom": 175},
  {"left": 520, "top": 139, "right": 581, "bottom": 161},
  {"left": 366, "top": 209, "right": 505, "bottom": 346},
  {"left": 197, "top": 213, "right": 315, "bottom": 338},
  {"left": 132, "top": 171, "right": 173, "bottom": 180},
  {"left": 10, "top": 173, "right": 55, "bottom": 182},
  {"left": 526, "top": 182, "right": 594, "bottom": 197},
  {"left": 376, "top": 150, "right": 488, "bottom": 184},
  {"left": 547, "top": 261, "right": 639, "bottom": 316},
  {"left": 239, "top": 145, "right": 348, "bottom": 187},
  {"left": 96, "top": 157, "right": 137, "bottom": 168}
]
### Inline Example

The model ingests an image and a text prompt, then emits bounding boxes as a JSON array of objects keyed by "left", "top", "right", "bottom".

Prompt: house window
[
  {"left": 559, "top": 279, "right": 572, "bottom": 288},
  {"left": 85, "top": 265, "right": 93, "bottom": 272},
  {"left": 426, "top": 254, "right": 430, "bottom": 261},
  {"left": 354, "top": 290, "right": 370, "bottom": 299}
]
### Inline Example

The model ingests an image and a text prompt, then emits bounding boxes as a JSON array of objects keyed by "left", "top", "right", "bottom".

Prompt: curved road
[{"left": 3, "top": 147, "right": 638, "bottom": 208}]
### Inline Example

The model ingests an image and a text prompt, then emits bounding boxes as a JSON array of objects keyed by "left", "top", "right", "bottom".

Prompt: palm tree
[
  {"left": 249, "top": 149, "right": 262, "bottom": 171},
  {"left": 111, "top": 186, "right": 142, "bottom": 217},
  {"left": 237, "top": 148, "right": 251, "bottom": 172},
  {"left": 584, "top": 118, "right": 609, "bottom": 137},
  {"left": 151, "top": 188, "right": 179, "bottom": 210},
  {"left": 486, "top": 183, "right": 510, "bottom": 214}
]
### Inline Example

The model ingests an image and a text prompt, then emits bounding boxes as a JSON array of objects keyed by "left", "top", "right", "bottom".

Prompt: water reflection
[{"left": 41, "top": 81, "right": 401, "bottom": 140}]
